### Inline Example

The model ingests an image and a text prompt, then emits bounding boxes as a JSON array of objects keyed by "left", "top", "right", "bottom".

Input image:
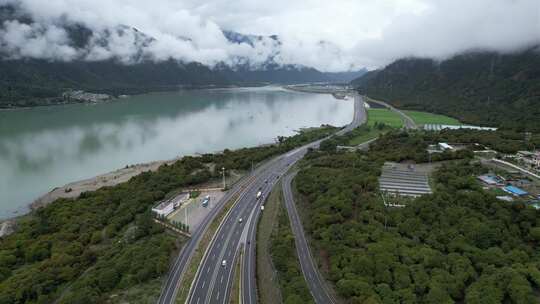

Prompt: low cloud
[
  {"left": 0, "top": 20, "right": 78, "bottom": 61},
  {"left": 0, "top": 0, "right": 538, "bottom": 71}
]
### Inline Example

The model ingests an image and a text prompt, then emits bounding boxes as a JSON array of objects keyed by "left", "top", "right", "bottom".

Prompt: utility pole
[
  {"left": 184, "top": 205, "right": 187, "bottom": 227},
  {"left": 222, "top": 167, "right": 226, "bottom": 190}
]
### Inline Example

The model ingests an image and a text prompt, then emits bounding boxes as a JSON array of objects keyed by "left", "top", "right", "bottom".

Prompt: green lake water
[{"left": 0, "top": 86, "right": 352, "bottom": 218}]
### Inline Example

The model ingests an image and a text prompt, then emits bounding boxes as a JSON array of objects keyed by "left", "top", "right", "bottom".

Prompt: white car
[
  {"left": 238, "top": 218, "right": 243, "bottom": 223},
  {"left": 221, "top": 260, "right": 227, "bottom": 267}
]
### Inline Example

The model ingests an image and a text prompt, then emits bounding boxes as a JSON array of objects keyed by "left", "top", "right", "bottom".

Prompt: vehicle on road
[
  {"left": 238, "top": 218, "right": 243, "bottom": 223},
  {"left": 201, "top": 197, "right": 209, "bottom": 207},
  {"left": 260, "top": 205, "right": 264, "bottom": 211},
  {"left": 256, "top": 191, "right": 262, "bottom": 199},
  {"left": 221, "top": 260, "right": 227, "bottom": 267}
]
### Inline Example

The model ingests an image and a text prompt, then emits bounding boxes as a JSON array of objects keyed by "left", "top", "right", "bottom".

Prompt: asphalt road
[
  {"left": 157, "top": 161, "right": 278, "bottom": 304},
  {"left": 240, "top": 93, "right": 366, "bottom": 304},
  {"left": 282, "top": 172, "right": 336, "bottom": 304},
  {"left": 160, "top": 93, "right": 366, "bottom": 304}
]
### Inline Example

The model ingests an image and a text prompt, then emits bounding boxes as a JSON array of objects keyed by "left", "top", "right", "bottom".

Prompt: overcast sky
[{"left": 1, "top": 0, "right": 539, "bottom": 71}]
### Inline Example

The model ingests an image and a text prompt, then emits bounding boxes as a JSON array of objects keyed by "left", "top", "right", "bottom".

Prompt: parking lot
[{"left": 167, "top": 190, "right": 225, "bottom": 232}]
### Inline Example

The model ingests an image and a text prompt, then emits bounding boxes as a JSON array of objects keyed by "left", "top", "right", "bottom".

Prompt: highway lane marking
[
  {"left": 196, "top": 297, "right": 200, "bottom": 304},
  {"left": 203, "top": 188, "right": 263, "bottom": 304},
  {"left": 202, "top": 280, "right": 206, "bottom": 288},
  {"left": 187, "top": 172, "right": 277, "bottom": 303}
]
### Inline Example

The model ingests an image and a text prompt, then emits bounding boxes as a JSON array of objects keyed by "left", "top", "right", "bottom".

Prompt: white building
[
  {"left": 152, "top": 192, "right": 190, "bottom": 217},
  {"left": 438, "top": 142, "right": 454, "bottom": 151}
]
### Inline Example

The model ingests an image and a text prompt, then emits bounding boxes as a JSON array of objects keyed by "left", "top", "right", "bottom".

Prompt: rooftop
[
  {"left": 477, "top": 174, "right": 504, "bottom": 185},
  {"left": 503, "top": 185, "right": 528, "bottom": 196}
]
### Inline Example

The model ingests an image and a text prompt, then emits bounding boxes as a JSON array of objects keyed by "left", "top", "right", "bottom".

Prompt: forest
[
  {"left": 353, "top": 47, "right": 540, "bottom": 132},
  {"left": 294, "top": 131, "right": 540, "bottom": 303},
  {"left": 0, "top": 126, "right": 334, "bottom": 304}
]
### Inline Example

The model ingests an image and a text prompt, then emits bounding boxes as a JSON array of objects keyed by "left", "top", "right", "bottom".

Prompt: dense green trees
[
  {"left": 0, "top": 127, "right": 333, "bottom": 303},
  {"left": 294, "top": 132, "right": 540, "bottom": 303}
]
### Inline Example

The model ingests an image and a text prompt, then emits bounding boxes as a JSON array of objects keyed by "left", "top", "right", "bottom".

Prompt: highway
[
  {"left": 160, "top": 93, "right": 365, "bottom": 304},
  {"left": 282, "top": 172, "right": 336, "bottom": 304},
  {"left": 240, "top": 94, "right": 365, "bottom": 304},
  {"left": 157, "top": 161, "right": 280, "bottom": 304}
]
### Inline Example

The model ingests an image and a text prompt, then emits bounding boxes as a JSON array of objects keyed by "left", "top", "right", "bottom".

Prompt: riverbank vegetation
[
  {"left": 0, "top": 126, "right": 335, "bottom": 304},
  {"left": 293, "top": 131, "right": 540, "bottom": 303}
]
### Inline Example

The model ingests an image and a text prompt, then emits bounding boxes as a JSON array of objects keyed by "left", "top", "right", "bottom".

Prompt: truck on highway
[{"left": 256, "top": 191, "right": 262, "bottom": 199}]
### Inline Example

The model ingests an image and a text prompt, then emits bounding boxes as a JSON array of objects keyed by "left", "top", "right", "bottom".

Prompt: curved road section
[
  {"left": 282, "top": 172, "right": 337, "bottom": 304},
  {"left": 160, "top": 93, "right": 365, "bottom": 304},
  {"left": 241, "top": 93, "right": 366, "bottom": 304}
]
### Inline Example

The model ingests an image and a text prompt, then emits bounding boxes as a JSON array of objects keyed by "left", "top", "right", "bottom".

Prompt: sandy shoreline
[
  {"left": 0, "top": 156, "right": 179, "bottom": 237},
  {"left": 30, "top": 157, "right": 182, "bottom": 211}
]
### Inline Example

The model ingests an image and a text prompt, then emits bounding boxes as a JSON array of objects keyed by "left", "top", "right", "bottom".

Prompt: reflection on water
[{"left": 0, "top": 87, "right": 352, "bottom": 218}]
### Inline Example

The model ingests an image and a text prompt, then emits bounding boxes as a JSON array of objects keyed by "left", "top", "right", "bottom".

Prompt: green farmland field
[
  {"left": 404, "top": 110, "right": 461, "bottom": 125},
  {"left": 367, "top": 108, "right": 403, "bottom": 128}
]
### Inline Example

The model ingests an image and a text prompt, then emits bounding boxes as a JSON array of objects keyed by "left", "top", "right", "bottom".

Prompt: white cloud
[
  {"left": 0, "top": 20, "right": 78, "bottom": 60},
  {"left": 0, "top": 0, "right": 538, "bottom": 71}
]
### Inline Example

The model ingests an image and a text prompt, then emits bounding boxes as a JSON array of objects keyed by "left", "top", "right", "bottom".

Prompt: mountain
[
  {"left": 352, "top": 47, "right": 540, "bottom": 132},
  {"left": 0, "top": 5, "right": 361, "bottom": 107},
  {"left": 323, "top": 69, "right": 368, "bottom": 83},
  {"left": 222, "top": 30, "right": 368, "bottom": 82},
  {"left": 0, "top": 58, "right": 349, "bottom": 107}
]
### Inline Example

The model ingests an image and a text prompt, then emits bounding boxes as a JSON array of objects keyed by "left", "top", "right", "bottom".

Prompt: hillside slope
[
  {"left": 0, "top": 59, "right": 340, "bottom": 107},
  {"left": 352, "top": 47, "right": 540, "bottom": 131}
]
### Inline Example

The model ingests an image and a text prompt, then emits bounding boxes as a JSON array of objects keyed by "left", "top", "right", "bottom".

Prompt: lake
[{"left": 0, "top": 86, "right": 352, "bottom": 219}]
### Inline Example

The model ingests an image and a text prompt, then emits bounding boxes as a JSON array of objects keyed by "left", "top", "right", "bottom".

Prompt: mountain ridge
[{"left": 352, "top": 47, "right": 540, "bottom": 131}]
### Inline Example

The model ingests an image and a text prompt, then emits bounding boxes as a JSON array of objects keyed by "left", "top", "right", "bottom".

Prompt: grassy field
[
  {"left": 256, "top": 182, "right": 283, "bottom": 304},
  {"left": 347, "top": 127, "right": 387, "bottom": 146},
  {"left": 344, "top": 108, "right": 402, "bottom": 146},
  {"left": 404, "top": 110, "right": 461, "bottom": 125},
  {"left": 367, "top": 108, "right": 404, "bottom": 128}
]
